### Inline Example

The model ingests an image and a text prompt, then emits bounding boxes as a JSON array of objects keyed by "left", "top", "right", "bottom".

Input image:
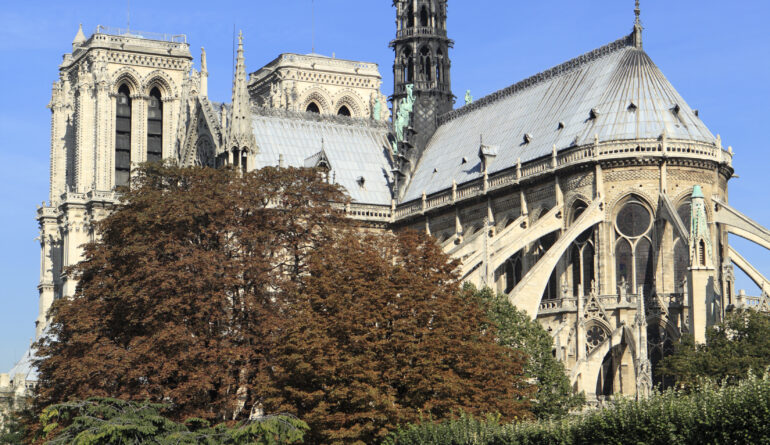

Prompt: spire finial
[
  {"left": 632, "top": 0, "right": 643, "bottom": 49},
  {"left": 635, "top": 0, "right": 641, "bottom": 25}
]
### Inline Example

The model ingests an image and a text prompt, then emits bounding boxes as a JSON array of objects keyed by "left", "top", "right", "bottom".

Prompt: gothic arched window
[
  {"left": 306, "top": 102, "right": 320, "bottom": 113},
  {"left": 115, "top": 84, "right": 132, "bottom": 187},
  {"left": 419, "top": 6, "right": 429, "bottom": 27},
  {"left": 615, "top": 199, "right": 655, "bottom": 296},
  {"left": 420, "top": 46, "right": 432, "bottom": 81},
  {"left": 673, "top": 238, "right": 689, "bottom": 292},
  {"left": 337, "top": 105, "right": 351, "bottom": 117},
  {"left": 402, "top": 47, "right": 414, "bottom": 83},
  {"left": 407, "top": 3, "right": 415, "bottom": 27},
  {"left": 436, "top": 48, "right": 444, "bottom": 82},
  {"left": 504, "top": 256, "right": 522, "bottom": 294},
  {"left": 147, "top": 87, "right": 163, "bottom": 163},
  {"left": 570, "top": 202, "right": 596, "bottom": 296}
]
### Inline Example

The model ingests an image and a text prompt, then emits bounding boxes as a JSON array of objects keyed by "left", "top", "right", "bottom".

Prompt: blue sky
[{"left": 1, "top": 0, "right": 768, "bottom": 371}]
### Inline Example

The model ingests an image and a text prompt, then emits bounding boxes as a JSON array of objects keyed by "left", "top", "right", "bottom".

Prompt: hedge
[{"left": 384, "top": 373, "right": 770, "bottom": 445}]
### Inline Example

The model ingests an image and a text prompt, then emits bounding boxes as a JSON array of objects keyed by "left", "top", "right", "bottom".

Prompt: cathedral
[{"left": 4, "top": 0, "right": 770, "bottom": 416}]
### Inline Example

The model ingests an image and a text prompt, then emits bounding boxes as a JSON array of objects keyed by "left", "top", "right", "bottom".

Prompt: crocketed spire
[{"left": 226, "top": 31, "right": 257, "bottom": 160}]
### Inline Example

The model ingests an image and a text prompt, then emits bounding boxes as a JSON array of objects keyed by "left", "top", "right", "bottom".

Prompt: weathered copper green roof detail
[
  {"left": 691, "top": 185, "right": 704, "bottom": 199},
  {"left": 689, "top": 185, "right": 713, "bottom": 268}
]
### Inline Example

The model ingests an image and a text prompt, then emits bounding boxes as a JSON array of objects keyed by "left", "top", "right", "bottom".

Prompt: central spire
[
  {"left": 632, "top": 0, "right": 643, "bottom": 49},
  {"left": 635, "top": 0, "right": 641, "bottom": 25}
]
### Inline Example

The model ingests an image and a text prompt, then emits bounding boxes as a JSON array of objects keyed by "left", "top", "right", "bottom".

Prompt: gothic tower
[
  {"left": 391, "top": 0, "right": 453, "bottom": 185},
  {"left": 37, "top": 25, "right": 193, "bottom": 337}
]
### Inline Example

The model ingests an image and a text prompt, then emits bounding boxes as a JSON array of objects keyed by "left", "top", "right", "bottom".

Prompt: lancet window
[
  {"left": 614, "top": 199, "right": 654, "bottom": 297},
  {"left": 420, "top": 5, "right": 429, "bottom": 27},
  {"left": 147, "top": 87, "right": 163, "bottom": 163},
  {"left": 419, "top": 46, "right": 432, "bottom": 81},
  {"left": 570, "top": 203, "right": 596, "bottom": 296},
  {"left": 115, "top": 84, "right": 132, "bottom": 187}
]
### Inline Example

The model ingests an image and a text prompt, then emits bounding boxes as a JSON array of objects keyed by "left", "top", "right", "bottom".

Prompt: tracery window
[
  {"left": 419, "top": 46, "right": 432, "bottom": 81},
  {"left": 586, "top": 322, "right": 609, "bottom": 354},
  {"left": 407, "top": 3, "right": 415, "bottom": 27},
  {"left": 537, "top": 232, "right": 559, "bottom": 300},
  {"left": 115, "top": 84, "right": 132, "bottom": 187},
  {"left": 504, "top": 256, "right": 522, "bottom": 294},
  {"left": 570, "top": 203, "right": 596, "bottom": 296},
  {"left": 648, "top": 321, "right": 676, "bottom": 389},
  {"left": 147, "top": 87, "right": 163, "bottom": 163},
  {"left": 674, "top": 202, "right": 692, "bottom": 291},
  {"left": 402, "top": 48, "right": 413, "bottom": 83},
  {"left": 419, "top": 6, "right": 429, "bottom": 27},
  {"left": 615, "top": 199, "right": 654, "bottom": 296}
]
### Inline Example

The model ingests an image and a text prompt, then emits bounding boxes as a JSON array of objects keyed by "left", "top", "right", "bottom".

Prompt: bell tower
[{"left": 391, "top": 0, "right": 453, "bottom": 184}]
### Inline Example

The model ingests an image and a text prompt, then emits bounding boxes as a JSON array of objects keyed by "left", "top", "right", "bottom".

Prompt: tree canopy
[
  {"left": 34, "top": 164, "right": 533, "bottom": 444},
  {"left": 661, "top": 309, "right": 770, "bottom": 388},
  {"left": 468, "top": 285, "right": 584, "bottom": 419}
]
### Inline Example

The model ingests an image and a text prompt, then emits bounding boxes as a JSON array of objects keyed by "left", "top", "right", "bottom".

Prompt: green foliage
[
  {"left": 467, "top": 284, "right": 584, "bottom": 418},
  {"left": 661, "top": 309, "right": 770, "bottom": 387},
  {"left": 385, "top": 373, "right": 770, "bottom": 444},
  {"left": 0, "top": 410, "right": 28, "bottom": 444},
  {"left": 37, "top": 397, "right": 307, "bottom": 445}
]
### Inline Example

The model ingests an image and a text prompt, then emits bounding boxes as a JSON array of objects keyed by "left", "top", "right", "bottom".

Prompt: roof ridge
[
  {"left": 251, "top": 105, "right": 391, "bottom": 130},
  {"left": 438, "top": 32, "right": 635, "bottom": 126}
]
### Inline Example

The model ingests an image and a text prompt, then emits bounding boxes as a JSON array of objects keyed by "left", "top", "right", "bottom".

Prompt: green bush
[
  {"left": 36, "top": 397, "right": 307, "bottom": 445},
  {"left": 385, "top": 373, "right": 770, "bottom": 444}
]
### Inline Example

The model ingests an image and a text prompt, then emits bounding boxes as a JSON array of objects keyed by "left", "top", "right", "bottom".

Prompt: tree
[
  {"left": 661, "top": 309, "right": 770, "bottom": 388},
  {"left": 34, "top": 163, "right": 533, "bottom": 444},
  {"left": 265, "top": 231, "right": 533, "bottom": 445},
  {"left": 35, "top": 397, "right": 307, "bottom": 445},
  {"left": 468, "top": 285, "right": 584, "bottom": 419},
  {"left": 34, "top": 164, "right": 349, "bottom": 422},
  {"left": 0, "top": 410, "right": 28, "bottom": 445}
]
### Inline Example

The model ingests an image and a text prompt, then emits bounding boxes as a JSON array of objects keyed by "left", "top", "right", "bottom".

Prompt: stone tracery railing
[{"left": 394, "top": 138, "right": 732, "bottom": 223}]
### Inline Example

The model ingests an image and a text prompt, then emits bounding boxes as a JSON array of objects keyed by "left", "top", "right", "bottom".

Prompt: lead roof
[
  {"left": 402, "top": 33, "right": 716, "bottom": 202},
  {"left": 251, "top": 108, "right": 394, "bottom": 205}
]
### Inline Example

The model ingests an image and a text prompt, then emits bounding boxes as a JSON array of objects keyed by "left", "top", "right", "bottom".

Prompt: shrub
[
  {"left": 35, "top": 397, "right": 307, "bottom": 445},
  {"left": 385, "top": 373, "right": 770, "bottom": 444}
]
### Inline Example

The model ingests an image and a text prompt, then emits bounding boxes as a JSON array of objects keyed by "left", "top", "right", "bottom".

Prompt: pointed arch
[
  {"left": 419, "top": 45, "right": 432, "bottom": 81},
  {"left": 111, "top": 67, "right": 141, "bottom": 95},
  {"left": 299, "top": 88, "right": 332, "bottom": 114},
  {"left": 333, "top": 91, "right": 365, "bottom": 118},
  {"left": 419, "top": 5, "right": 429, "bottom": 26},
  {"left": 142, "top": 70, "right": 177, "bottom": 98}
]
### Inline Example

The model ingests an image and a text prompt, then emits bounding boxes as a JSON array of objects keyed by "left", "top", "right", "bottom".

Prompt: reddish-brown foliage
[
  {"left": 34, "top": 164, "right": 532, "bottom": 444},
  {"left": 266, "top": 230, "right": 533, "bottom": 444},
  {"left": 34, "top": 164, "right": 348, "bottom": 421}
]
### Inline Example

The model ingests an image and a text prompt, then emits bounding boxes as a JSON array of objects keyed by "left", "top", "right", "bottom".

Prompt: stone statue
[
  {"left": 464, "top": 89, "right": 473, "bottom": 105},
  {"left": 372, "top": 95, "right": 382, "bottom": 121},
  {"left": 201, "top": 47, "right": 207, "bottom": 72},
  {"left": 393, "top": 84, "right": 415, "bottom": 153}
]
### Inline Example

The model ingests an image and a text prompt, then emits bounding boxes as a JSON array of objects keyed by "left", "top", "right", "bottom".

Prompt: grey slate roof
[
  {"left": 252, "top": 108, "right": 394, "bottom": 205},
  {"left": 403, "top": 34, "right": 716, "bottom": 202},
  {"left": 8, "top": 346, "right": 38, "bottom": 382}
]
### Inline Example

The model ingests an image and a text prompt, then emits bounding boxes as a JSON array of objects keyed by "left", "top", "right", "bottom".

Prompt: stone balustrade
[{"left": 395, "top": 138, "right": 731, "bottom": 223}]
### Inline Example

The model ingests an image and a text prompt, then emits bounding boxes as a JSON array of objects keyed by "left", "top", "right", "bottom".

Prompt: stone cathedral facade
[{"left": 4, "top": 1, "right": 770, "bottom": 416}]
